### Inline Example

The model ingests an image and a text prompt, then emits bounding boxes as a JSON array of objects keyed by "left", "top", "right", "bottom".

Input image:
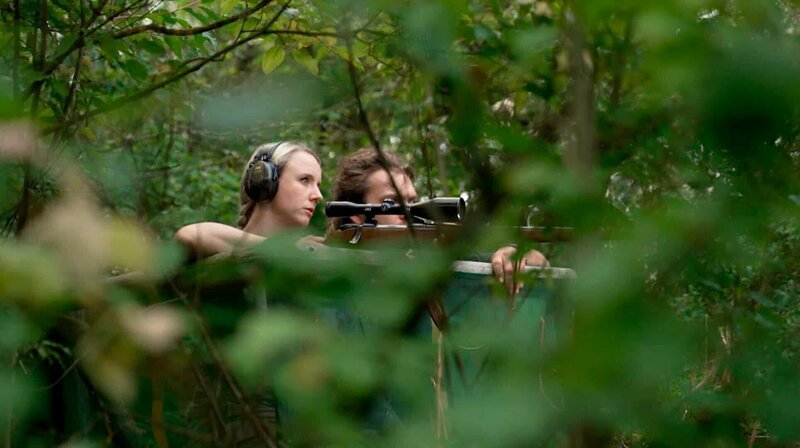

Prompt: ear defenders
[{"left": 244, "top": 141, "right": 285, "bottom": 202}]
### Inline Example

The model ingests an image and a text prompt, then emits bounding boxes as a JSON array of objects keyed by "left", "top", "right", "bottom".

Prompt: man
[{"left": 328, "top": 148, "right": 549, "bottom": 290}]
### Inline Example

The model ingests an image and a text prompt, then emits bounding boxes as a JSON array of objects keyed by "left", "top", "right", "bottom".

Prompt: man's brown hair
[{"left": 327, "top": 148, "right": 413, "bottom": 232}]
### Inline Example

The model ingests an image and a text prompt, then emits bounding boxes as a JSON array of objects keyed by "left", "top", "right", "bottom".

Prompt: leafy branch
[
  {"left": 43, "top": 2, "right": 294, "bottom": 136},
  {"left": 42, "top": 25, "right": 389, "bottom": 135},
  {"left": 112, "top": 0, "right": 274, "bottom": 39},
  {"left": 22, "top": 0, "right": 127, "bottom": 99}
]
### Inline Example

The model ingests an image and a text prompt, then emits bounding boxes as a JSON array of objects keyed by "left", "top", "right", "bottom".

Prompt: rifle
[{"left": 325, "top": 197, "right": 573, "bottom": 246}]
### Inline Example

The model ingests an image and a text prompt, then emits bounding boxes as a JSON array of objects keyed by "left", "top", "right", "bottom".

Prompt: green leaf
[
  {"left": 511, "top": 27, "right": 557, "bottom": 58},
  {"left": 185, "top": 8, "right": 211, "bottom": 25},
  {"left": 164, "top": 36, "right": 183, "bottom": 58},
  {"left": 293, "top": 49, "right": 319, "bottom": 76},
  {"left": 330, "top": 45, "right": 363, "bottom": 70},
  {"left": 192, "top": 34, "right": 212, "bottom": 49},
  {"left": 220, "top": 0, "right": 238, "bottom": 15},
  {"left": 225, "top": 310, "right": 328, "bottom": 384},
  {"left": 161, "top": 11, "right": 176, "bottom": 25},
  {"left": 38, "top": 108, "right": 55, "bottom": 119},
  {"left": 51, "top": 35, "right": 78, "bottom": 59},
  {"left": 123, "top": 59, "right": 149, "bottom": 80},
  {"left": 81, "top": 127, "right": 97, "bottom": 141},
  {"left": 0, "top": 308, "right": 41, "bottom": 353},
  {"left": 137, "top": 38, "right": 166, "bottom": 56},
  {"left": 150, "top": 241, "right": 185, "bottom": 280},
  {"left": 0, "top": 369, "right": 37, "bottom": 431},
  {"left": 96, "top": 35, "right": 125, "bottom": 62},
  {"left": 261, "top": 46, "right": 285, "bottom": 74},
  {"left": 175, "top": 17, "right": 193, "bottom": 28},
  {"left": 351, "top": 40, "right": 369, "bottom": 59},
  {"left": 0, "top": 241, "right": 69, "bottom": 306},
  {"left": 50, "top": 82, "right": 68, "bottom": 104},
  {"left": 262, "top": 34, "right": 278, "bottom": 51},
  {"left": 199, "top": 6, "right": 221, "bottom": 21},
  {"left": 330, "top": 44, "right": 349, "bottom": 61}
]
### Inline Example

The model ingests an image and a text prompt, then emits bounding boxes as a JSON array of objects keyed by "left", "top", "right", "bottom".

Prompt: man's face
[{"left": 355, "top": 169, "right": 418, "bottom": 225}]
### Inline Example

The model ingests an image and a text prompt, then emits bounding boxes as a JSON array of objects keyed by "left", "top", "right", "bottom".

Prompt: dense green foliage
[{"left": 1, "top": 0, "right": 800, "bottom": 446}]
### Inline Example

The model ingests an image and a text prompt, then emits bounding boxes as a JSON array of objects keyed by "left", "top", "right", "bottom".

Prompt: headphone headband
[{"left": 251, "top": 141, "right": 286, "bottom": 166}]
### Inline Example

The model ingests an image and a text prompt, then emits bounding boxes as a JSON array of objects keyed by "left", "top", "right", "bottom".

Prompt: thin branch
[
  {"left": 360, "top": 11, "right": 383, "bottom": 31},
  {"left": 33, "top": 349, "right": 89, "bottom": 391},
  {"left": 38, "top": 0, "right": 48, "bottom": 70},
  {"left": 20, "top": 0, "right": 115, "bottom": 100},
  {"left": 149, "top": 361, "right": 169, "bottom": 448},
  {"left": 103, "top": 407, "right": 215, "bottom": 444},
  {"left": 537, "top": 316, "right": 562, "bottom": 411},
  {"left": 344, "top": 33, "right": 416, "bottom": 232},
  {"left": 171, "top": 0, "right": 202, "bottom": 12},
  {"left": 609, "top": 15, "right": 634, "bottom": 111},
  {"left": 346, "top": 29, "right": 464, "bottom": 340},
  {"left": 414, "top": 105, "right": 436, "bottom": 197},
  {"left": 29, "top": 0, "right": 49, "bottom": 118},
  {"left": 179, "top": 294, "right": 278, "bottom": 448},
  {"left": 436, "top": 133, "right": 447, "bottom": 196},
  {"left": 244, "top": 28, "right": 347, "bottom": 38},
  {"left": 110, "top": 0, "right": 161, "bottom": 32},
  {"left": 4, "top": 365, "right": 17, "bottom": 447},
  {"left": 62, "top": 0, "right": 87, "bottom": 119},
  {"left": 562, "top": 2, "right": 597, "bottom": 187},
  {"left": 87, "top": 0, "right": 138, "bottom": 36},
  {"left": 61, "top": 42, "right": 84, "bottom": 124},
  {"left": 63, "top": 0, "right": 113, "bottom": 60},
  {"left": 160, "top": 115, "right": 176, "bottom": 208},
  {"left": 357, "top": 28, "right": 392, "bottom": 37},
  {"left": 113, "top": 0, "right": 274, "bottom": 39},
  {"left": 12, "top": 0, "right": 21, "bottom": 101},
  {"left": 190, "top": 360, "right": 231, "bottom": 441},
  {"left": 19, "top": 0, "right": 48, "bottom": 234},
  {"left": 347, "top": 34, "right": 460, "bottom": 337},
  {"left": 366, "top": 48, "right": 409, "bottom": 77},
  {"left": 433, "top": 327, "right": 449, "bottom": 440}
]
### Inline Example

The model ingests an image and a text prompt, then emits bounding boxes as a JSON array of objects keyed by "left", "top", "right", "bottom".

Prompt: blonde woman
[{"left": 175, "top": 141, "right": 325, "bottom": 258}]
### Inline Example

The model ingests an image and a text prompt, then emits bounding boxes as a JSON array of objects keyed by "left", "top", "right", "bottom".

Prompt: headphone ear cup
[{"left": 245, "top": 160, "right": 279, "bottom": 202}]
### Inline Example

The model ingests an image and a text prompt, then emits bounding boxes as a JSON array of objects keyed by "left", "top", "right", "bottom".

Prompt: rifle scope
[{"left": 325, "top": 197, "right": 466, "bottom": 223}]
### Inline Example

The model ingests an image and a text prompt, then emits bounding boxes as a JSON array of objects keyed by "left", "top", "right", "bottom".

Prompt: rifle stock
[{"left": 327, "top": 224, "right": 574, "bottom": 246}]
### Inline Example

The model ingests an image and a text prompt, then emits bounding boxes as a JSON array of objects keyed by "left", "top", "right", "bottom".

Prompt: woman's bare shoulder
[{"left": 174, "top": 222, "right": 264, "bottom": 258}]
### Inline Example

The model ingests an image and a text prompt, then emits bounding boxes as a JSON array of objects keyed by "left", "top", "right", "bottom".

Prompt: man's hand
[{"left": 490, "top": 245, "right": 549, "bottom": 294}]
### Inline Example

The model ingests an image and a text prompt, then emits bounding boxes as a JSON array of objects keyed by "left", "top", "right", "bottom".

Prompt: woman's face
[{"left": 268, "top": 151, "right": 323, "bottom": 228}]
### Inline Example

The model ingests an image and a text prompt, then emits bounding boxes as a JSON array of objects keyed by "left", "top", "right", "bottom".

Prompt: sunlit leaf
[
  {"left": 79, "top": 126, "right": 96, "bottom": 141},
  {"left": 261, "top": 46, "right": 286, "bottom": 74}
]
